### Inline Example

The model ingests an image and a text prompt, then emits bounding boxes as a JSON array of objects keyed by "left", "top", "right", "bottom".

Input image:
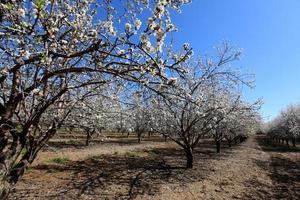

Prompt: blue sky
[{"left": 169, "top": 0, "right": 300, "bottom": 121}]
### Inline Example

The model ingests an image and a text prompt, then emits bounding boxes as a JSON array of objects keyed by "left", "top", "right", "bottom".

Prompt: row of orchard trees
[
  {"left": 0, "top": 0, "right": 260, "bottom": 198},
  {"left": 266, "top": 104, "right": 300, "bottom": 147},
  {"left": 129, "top": 50, "right": 261, "bottom": 168},
  {"left": 63, "top": 43, "right": 262, "bottom": 169}
]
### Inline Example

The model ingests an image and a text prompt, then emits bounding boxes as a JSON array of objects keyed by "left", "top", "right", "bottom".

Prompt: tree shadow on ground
[
  {"left": 13, "top": 140, "right": 237, "bottom": 200},
  {"left": 256, "top": 136, "right": 300, "bottom": 153},
  {"left": 33, "top": 148, "right": 195, "bottom": 199},
  {"left": 45, "top": 136, "right": 167, "bottom": 151},
  {"left": 243, "top": 136, "right": 300, "bottom": 200},
  {"left": 45, "top": 140, "right": 87, "bottom": 150}
]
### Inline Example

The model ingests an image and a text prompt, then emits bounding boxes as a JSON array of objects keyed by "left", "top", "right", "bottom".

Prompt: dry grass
[{"left": 8, "top": 135, "right": 300, "bottom": 200}]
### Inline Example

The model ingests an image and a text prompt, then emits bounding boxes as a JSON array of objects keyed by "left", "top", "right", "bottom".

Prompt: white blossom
[
  {"left": 61, "top": 40, "right": 68, "bottom": 45},
  {"left": 166, "top": 23, "right": 176, "bottom": 32},
  {"left": 183, "top": 43, "right": 190, "bottom": 50},
  {"left": 140, "top": 33, "right": 149, "bottom": 44},
  {"left": 32, "top": 88, "right": 40, "bottom": 95},
  {"left": 18, "top": 8, "right": 26, "bottom": 18},
  {"left": 0, "top": 67, "right": 9, "bottom": 76},
  {"left": 167, "top": 77, "right": 177, "bottom": 85},
  {"left": 125, "top": 23, "right": 131, "bottom": 33},
  {"left": 134, "top": 19, "right": 142, "bottom": 31}
]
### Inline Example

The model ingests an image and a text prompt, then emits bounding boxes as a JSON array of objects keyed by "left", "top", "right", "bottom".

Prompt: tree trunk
[
  {"left": 137, "top": 132, "right": 141, "bottom": 143},
  {"left": 216, "top": 140, "right": 221, "bottom": 153},
  {"left": 292, "top": 137, "right": 296, "bottom": 147},
  {"left": 86, "top": 131, "right": 91, "bottom": 146},
  {"left": 234, "top": 138, "right": 238, "bottom": 144},
  {"left": 0, "top": 180, "right": 11, "bottom": 200},
  {"left": 286, "top": 139, "right": 289, "bottom": 145},
  {"left": 228, "top": 139, "right": 232, "bottom": 148},
  {"left": 185, "top": 147, "right": 193, "bottom": 169},
  {"left": 0, "top": 130, "right": 27, "bottom": 199},
  {"left": 0, "top": 146, "right": 36, "bottom": 199},
  {"left": 164, "top": 135, "right": 167, "bottom": 142}
]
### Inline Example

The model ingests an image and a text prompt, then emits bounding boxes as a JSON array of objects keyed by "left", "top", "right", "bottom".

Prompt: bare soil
[{"left": 8, "top": 135, "right": 300, "bottom": 200}]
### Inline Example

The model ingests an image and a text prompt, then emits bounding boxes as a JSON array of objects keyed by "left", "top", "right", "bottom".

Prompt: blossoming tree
[
  {"left": 267, "top": 104, "right": 300, "bottom": 147},
  {"left": 0, "top": 0, "right": 192, "bottom": 197},
  {"left": 151, "top": 42, "right": 259, "bottom": 168}
]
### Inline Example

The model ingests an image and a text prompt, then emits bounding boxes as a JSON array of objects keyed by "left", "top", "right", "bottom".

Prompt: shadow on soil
[
  {"left": 24, "top": 140, "right": 237, "bottom": 200},
  {"left": 243, "top": 136, "right": 300, "bottom": 200},
  {"left": 257, "top": 136, "right": 300, "bottom": 153},
  {"left": 45, "top": 136, "right": 168, "bottom": 150}
]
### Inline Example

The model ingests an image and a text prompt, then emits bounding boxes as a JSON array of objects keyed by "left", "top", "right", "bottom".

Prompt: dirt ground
[{"left": 8, "top": 135, "right": 300, "bottom": 200}]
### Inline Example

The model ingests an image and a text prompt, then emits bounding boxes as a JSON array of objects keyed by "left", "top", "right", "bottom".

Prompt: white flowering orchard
[
  {"left": 267, "top": 104, "right": 300, "bottom": 147},
  {"left": 150, "top": 42, "right": 261, "bottom": 168},
  {"left": 0, "top": 0, "right": 192, "bottom": 198}
]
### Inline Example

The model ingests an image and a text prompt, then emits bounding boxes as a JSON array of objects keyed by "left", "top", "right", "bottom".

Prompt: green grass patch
[
  {"left": 148, "top": 149, "right": 160, "bottom": 155},
  {"left": 125, "top": 151, "right": 142, "bottom": 158},
  {"left": 46, "top": 157, "right": 69, "bottom": 165},
  {"left": 88, "top": 155, "right": 103, "bottom": 160},
  {"left": 26, "top": 168, "right": 35, "bottom": 173}
]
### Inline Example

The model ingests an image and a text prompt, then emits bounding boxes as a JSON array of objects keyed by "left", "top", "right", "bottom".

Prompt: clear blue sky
[{"left": 169, "top": 0, "right": 300, "bottom": 121}]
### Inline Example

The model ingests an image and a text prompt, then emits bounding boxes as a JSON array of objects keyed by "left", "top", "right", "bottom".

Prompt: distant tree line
[{"left": 266, "top": 104, "right": 300, "bottom": 147}]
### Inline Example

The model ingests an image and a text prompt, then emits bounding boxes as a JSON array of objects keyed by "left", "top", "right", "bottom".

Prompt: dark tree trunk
[
  {"left": 228, "top": 139, "right": 232, "bottom": 148},
  {"left": 0, "top": 130, "right": 27, "bottom": 199},
  {"left": 164, "top": 135, "right": 167, "bottom": 142},
  {"left": 292, "top": 137, "right": 296, "bottom": 147},
  {"left": 0, "top": 128, "right": 54, "bottom": 199},
  {"left": 216, "top": 140, "right": 221, "bottom": 153},
  {"left": 286, "top": 139, "right": 289, "bottom": 145},
  {"left": 0, "top": 146, "right": 40, "bottom": 199},
  {"left": 99, "top": 127, "right": 103, "bottom": 134},
  {"left": 234, "top": 138, "right": 238, "bottom": 144},
  {"left": 86, "top": 131, "right": 91, "bottom": 146},
  {"left": 185, "top": 147, "right": 194, "bottom": 169},
  {"left": 0, "top": 180, "right": 11, "bottom": 200},
  {"left": 137, "top": 132, "right": 141, "bottom": 143}
]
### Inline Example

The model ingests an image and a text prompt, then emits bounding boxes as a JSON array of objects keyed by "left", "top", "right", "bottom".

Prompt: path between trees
[
  {"left": 159, "top": 135, "right": 299, "bottom": 200},
  {"left": 9, "top": 136, "right": 300, "bottom": 200}
]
